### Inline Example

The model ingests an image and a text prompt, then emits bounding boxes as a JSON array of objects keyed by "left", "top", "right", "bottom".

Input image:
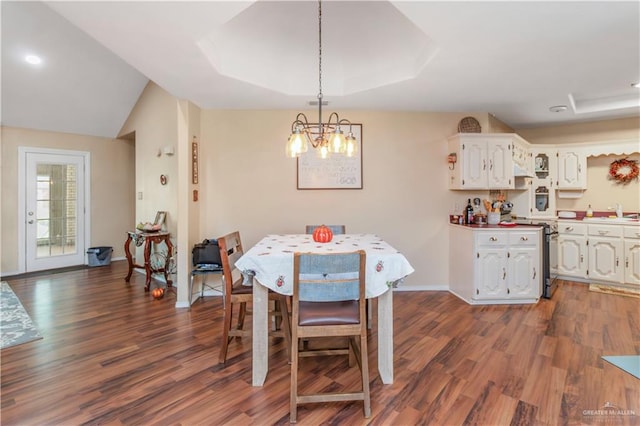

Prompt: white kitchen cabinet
[
  {"left": 449, "top": 225, "right": 541, "bottom": 304},
  {"left": 530, "top": 149, "right": 557, "bottom": 218},
  {"left": 588, "top": 224, "right": 623, "bottom": 283},
  {"left": 557, "top": 221, "right": 588, "bottom": 278},
  {"left": 624, "top": 226, "right": 640, "bottom": 286},
  {"left": 508, "top": 230, "right": 540, "bottom": 299},
  {"left": 447, "top": 133, "right": 515, "bottom": 190},
  {"left": 557, "top": 148, "right": 587, "bottom": 189},
  {"left": 511, "top": 136, "right": 532, "bottom": 176},
  {"left": 556, "top": 221, "right": 640, "bottom": 287}
]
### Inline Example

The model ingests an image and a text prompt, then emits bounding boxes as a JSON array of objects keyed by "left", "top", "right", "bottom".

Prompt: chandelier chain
[{"left": 318, "top": 0, "right": 322, "bottom": 100}]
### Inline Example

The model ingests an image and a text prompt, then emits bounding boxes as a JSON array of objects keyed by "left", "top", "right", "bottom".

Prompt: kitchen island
[{"left": 449, "top": 223, "right": 542, "bottom": 304}]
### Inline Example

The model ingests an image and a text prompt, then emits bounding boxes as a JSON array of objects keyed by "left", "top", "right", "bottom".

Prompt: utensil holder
[{"left": 488, "top": 212, "right": 500, "bottom": 225}]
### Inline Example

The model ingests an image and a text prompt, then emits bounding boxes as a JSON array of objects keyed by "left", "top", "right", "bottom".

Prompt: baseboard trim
[{"left": 394, "top": 284, "right": 449, "bottom": 292}]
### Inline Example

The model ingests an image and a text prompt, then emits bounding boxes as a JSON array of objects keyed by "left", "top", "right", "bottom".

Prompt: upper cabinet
[
  {"left": 448, "top": 134, "right": 516, "bottom": 190},
  {"left": 557, "top": 148, "right": 587, "bottom": 189}
]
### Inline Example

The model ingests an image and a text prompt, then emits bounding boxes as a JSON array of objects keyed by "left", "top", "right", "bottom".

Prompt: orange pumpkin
[
  {"left": 312, "top": 225, "right": 333, "bottom": 243},
  {"left": 152, "top": 287, "right": 165, "bottom": 300}
]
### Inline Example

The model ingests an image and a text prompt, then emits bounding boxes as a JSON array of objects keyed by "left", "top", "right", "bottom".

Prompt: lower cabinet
[
  {"left": 588, "top": 225, "right": 623, "bottom": 283},
  {"left": 556, "top": 221, "right": 640, "bottom": 289},
  {"left": 624, "top": 226, "right": 640, "bottom": 285},
  {"left": 449, "top": 225, "right": 541, "bottom": 304},
  {"left": 557, "top": 222, "right": 588, "bottom": 278}
]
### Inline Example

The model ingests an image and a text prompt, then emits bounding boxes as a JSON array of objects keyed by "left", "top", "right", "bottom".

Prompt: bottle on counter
[
  {"left": 586, "top": 204, "right": 593, "bottom": 217},
  {"left": 464, "top": 198, "right": 474, "bottom": 225}
]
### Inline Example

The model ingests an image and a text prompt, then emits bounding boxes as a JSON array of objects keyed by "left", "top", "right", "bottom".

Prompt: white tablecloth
[
  {"left": 235, "top": 234, "right": 415, "bottom": 298},
  {"left": 238, "top": 234, "right": 415, "bottom": 386}
]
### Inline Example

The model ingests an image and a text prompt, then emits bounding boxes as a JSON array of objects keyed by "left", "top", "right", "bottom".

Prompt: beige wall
[
  {"left": 120, "top": 82, "right": 180, "bottom": 233},
  {"left": 517, "top": 117, "right": 640, "bottom": 144},
  {"left": 119, "top": 82, "right": 202, "bottom": 304},
  {"left": 1, "top": 126, "right": 135, "bottom": 274},
  {"left": 199, "top": 109, "right": 479, "bottom": 289},
  {"left": 4, "top": 79, "right": 638, "bottom": 291}
]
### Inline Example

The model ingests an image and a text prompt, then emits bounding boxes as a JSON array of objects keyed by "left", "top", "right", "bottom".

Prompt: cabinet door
[
  {"left": 508, "top": 247, "right": 540, "bottom": 298},
  {"left": 588, "top": 237, "right": 623, "bottom": 283},
  {"left": 530, "top": 150, "right": 557, "bottom": 218},
  {"left": 531, "top": 184, "right": 556, "bottom": 217},
  {"left": 461, "top": 139, "right": 487, "bottom": 189},
  {"left": 557, "top": 149, "right": 586, "bottom": 189},
  {"left": 557, "top": 235, "right": 587, "bottom": 277},
  {"left": 624, "top": 239, "right": 640, "bottom": 286},
  {"left": 475, "top": 248, "right": 508, "bottom": 299},
  {"left": 487, "top": 140, "right": 513, "bottom": 189}
]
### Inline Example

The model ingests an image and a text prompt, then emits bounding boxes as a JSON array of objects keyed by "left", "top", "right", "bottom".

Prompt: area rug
[
  {"left": 1, "top": 281, "right": 42, "bottom": 349},
  {"left": 589, "top": 283, "right": 640, "bottom": 299},
  {"left": 602, "top": 356, "right": 640, "bottom": 379}
]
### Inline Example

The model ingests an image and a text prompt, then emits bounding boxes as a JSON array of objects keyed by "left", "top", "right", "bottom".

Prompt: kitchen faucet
[{"left": 608, "top": 203, "right": 623, "bottom": 218}]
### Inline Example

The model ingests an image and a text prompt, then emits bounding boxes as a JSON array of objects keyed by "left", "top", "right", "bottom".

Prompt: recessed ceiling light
[
  {"left": 549, "top": 105, "right": 568, "bottom": 113},
  {"left": 25, "top": 54, "right": 42, "bottom": 65},
  {"left": 632, "top": 82, "right": 640, "bottom": 88}
]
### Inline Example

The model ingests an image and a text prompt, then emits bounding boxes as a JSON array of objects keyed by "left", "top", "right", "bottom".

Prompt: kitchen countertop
[{"left": 449, "top": 223, "right": 544, "bottom": 229}]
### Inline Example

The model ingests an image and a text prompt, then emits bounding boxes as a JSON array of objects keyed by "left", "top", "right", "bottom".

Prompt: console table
[{"left": 124, "top": 231, "right": 173, "bottom": 291}]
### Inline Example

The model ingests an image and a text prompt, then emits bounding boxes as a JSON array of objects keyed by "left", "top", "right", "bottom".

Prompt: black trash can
[{"left": 87, "top": 246, "right": 113, "bottom": 267}]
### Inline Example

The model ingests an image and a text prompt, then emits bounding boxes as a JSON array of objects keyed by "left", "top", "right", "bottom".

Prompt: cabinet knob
[
  {"left": 483, "top": 160, "right": 487, "bottom": 171},
  {"left": 598, "top": 230, "right": 608, "bottom": 235},
  {"left": 520, "top": 236, "right": 528, "bottom": 241},
  {"left": 565, "top": 226, "right": 574, "bottom": 232},
  {"left": 580, "top": 255, "right": 584, "bottom": 263},
  {"left": 532, "top": 268, "right": 536, "bottom": 279},
  {"left": 503, "top": 268, "right": 506, "bottom": 280},
  {"left": 626, "top": 257, "right": 629, "bottom": 268},
  {"left": 616, "top": 257, "right": 619, "bottom": 267},
  {"left": 490, "top": 236, "right": 498, "bottom": 241}
]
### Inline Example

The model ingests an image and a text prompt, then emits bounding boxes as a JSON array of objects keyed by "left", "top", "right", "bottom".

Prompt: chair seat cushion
[
  {"left": 298, "top": 300, "right": 359, "bottom": 326},
  {"left": 230, "top": 279, "right": 253, "bottom": 294}
]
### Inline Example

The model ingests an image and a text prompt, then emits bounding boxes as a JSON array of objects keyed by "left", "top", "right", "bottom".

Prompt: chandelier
[{"left": 286, "top": 0, "right": 357, "bottom": 159}]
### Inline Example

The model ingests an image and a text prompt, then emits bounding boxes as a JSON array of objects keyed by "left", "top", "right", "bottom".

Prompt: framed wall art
[
  {"left": 191, "top": 137, "right": 199, "bottom": 184},
  {"left": 297, "top": 124, "right": 363, "bottom": 190}
]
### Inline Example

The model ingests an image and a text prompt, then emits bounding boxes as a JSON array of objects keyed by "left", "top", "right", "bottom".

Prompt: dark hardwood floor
[{"left": 2, "top": 260, "right": 639, "bottom": 425}]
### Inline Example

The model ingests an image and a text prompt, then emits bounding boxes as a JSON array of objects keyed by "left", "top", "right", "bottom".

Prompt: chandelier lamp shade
[{"left": 286, "top": 1, "right": 358, "bottom": 160}]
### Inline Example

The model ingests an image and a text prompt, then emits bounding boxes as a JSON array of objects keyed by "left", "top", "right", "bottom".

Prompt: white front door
[{"left": 22, "top": 149, "right": 89, "bottom": 272}]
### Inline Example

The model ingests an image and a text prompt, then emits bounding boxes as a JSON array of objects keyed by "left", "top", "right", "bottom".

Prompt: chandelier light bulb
[{"left": 286, "top": 130, "right": 308, "bottom": 158}]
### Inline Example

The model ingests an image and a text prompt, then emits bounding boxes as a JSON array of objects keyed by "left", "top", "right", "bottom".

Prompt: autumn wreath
[{"left": 608, "top": 158, "right": 639, "bottom": 184}]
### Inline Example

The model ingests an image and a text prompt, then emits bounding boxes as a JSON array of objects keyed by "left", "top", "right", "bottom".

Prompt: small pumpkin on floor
[{"left": 151, "top": 287, "right": 165, "bottom": 300}]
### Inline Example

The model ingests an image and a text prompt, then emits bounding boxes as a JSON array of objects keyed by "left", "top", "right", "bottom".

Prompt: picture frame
[
  {"left": 154, "top": 211, "right": 167, "bottom": 226},
  {"left": 191, "top": 138, "right": 199, "bottom": 184},
  {"left": 296, "top": 123, "right": 363, "bottom": 190}
]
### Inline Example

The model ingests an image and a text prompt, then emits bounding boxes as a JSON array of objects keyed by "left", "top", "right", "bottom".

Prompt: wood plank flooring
[{"left": 1, "top": 260, "right": 639, "bottom": 425}]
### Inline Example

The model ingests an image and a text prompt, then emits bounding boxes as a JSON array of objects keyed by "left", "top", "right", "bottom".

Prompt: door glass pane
[{"left": 35, "top": 163, "right": 78, "bottom": 258}]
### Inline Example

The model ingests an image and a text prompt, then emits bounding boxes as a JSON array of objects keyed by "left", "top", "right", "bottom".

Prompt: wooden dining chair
[
  {"left": 217, "top": 231, "right": 291, "bottom": 364},
  {"left": 289, "top": 250, "right": 370, "bottom": 423},
  {"left": 305, "top": 225, "right": 346, "bottom": 235}
]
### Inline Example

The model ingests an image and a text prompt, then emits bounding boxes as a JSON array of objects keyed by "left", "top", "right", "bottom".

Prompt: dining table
[{"left": 234, "top": 233, "right": 415, "bottom": 386}]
